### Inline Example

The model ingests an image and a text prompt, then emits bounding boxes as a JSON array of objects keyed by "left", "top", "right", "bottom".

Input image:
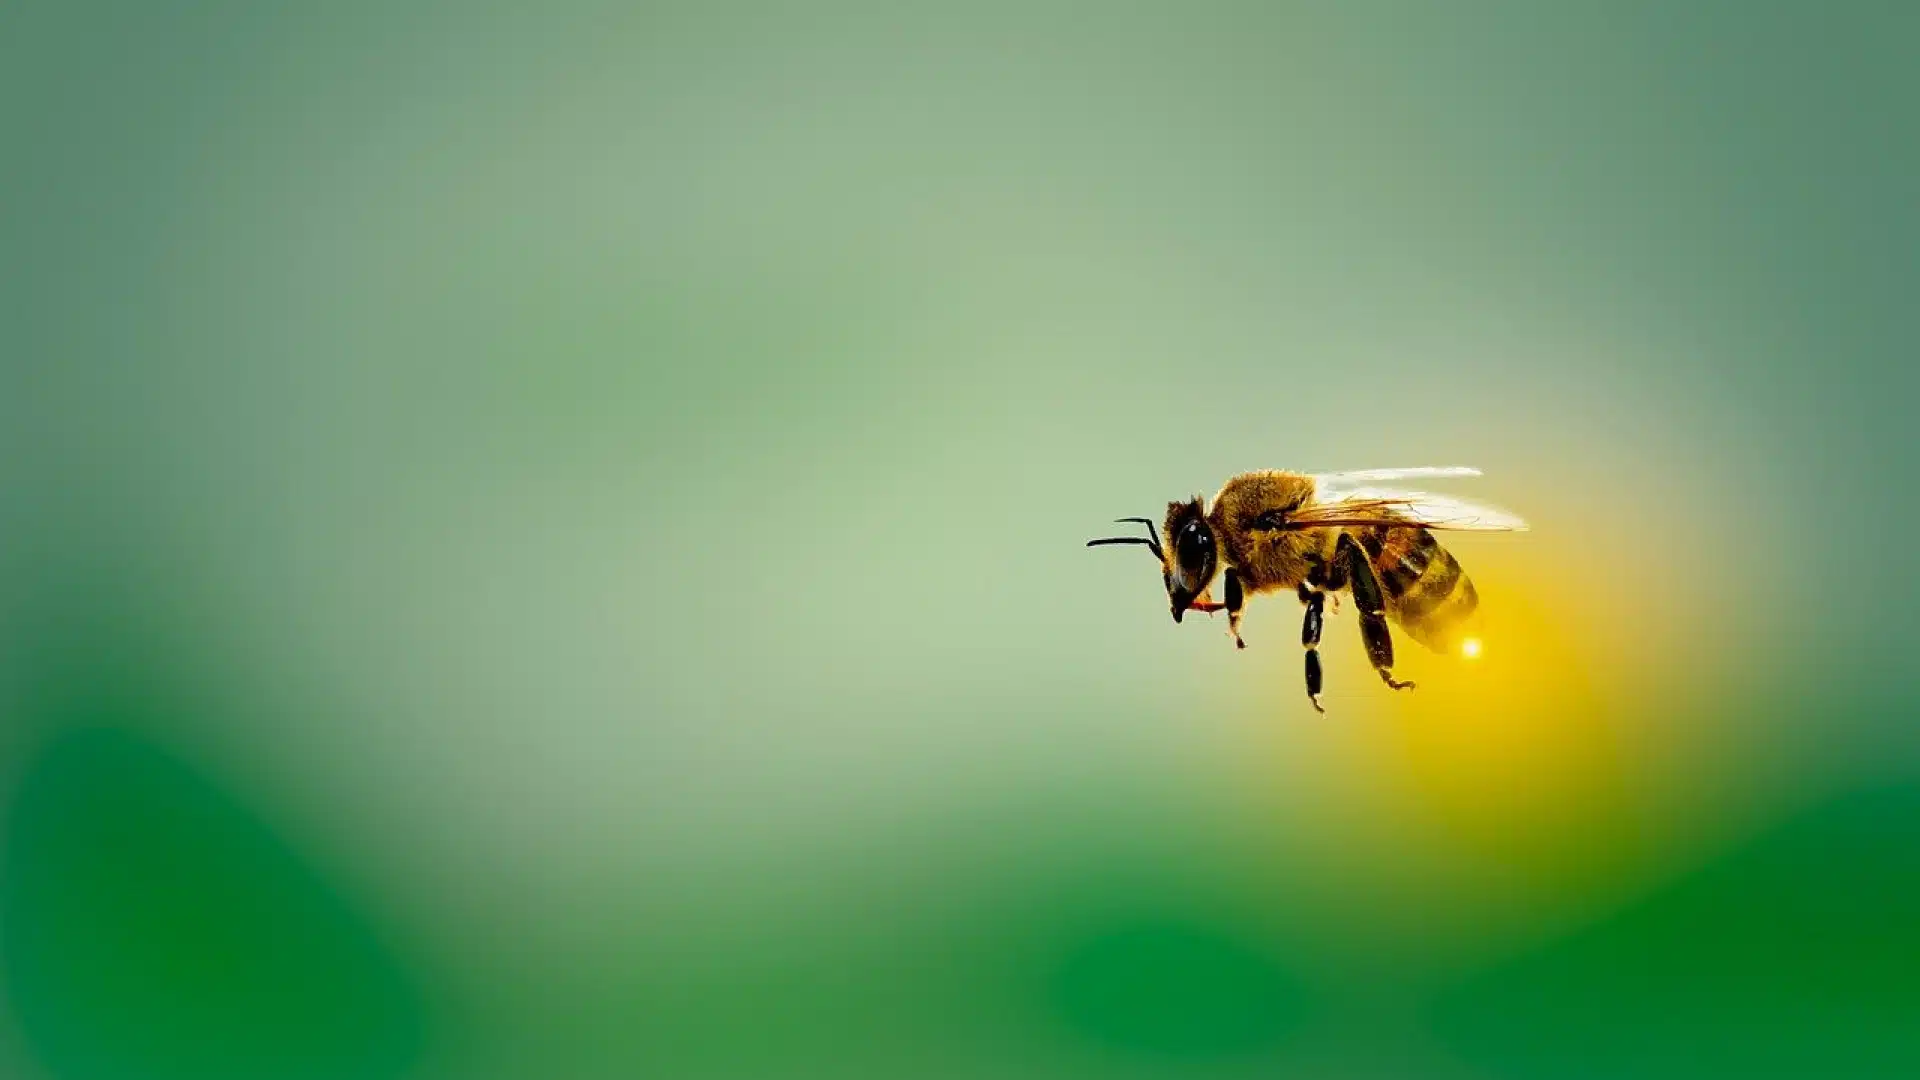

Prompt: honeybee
[{"left": 1088, "top": 467, "right": 1527, "bottom": 712}]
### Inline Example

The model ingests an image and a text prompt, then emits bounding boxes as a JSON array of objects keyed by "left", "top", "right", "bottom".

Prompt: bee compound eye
[{"left": 1176, "top": 521, "right": 1211, "bottom": 566}]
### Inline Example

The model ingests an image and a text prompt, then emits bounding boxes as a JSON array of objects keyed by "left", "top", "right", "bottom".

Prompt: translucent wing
[
  {"left": 1312, "top": 466, "right": 1481, "bottom": 498},
  {"left": 1290, "top": 479, "right": 1528, "bottom": 532}
]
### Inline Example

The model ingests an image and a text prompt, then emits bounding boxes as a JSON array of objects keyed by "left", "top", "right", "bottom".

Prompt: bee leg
[
  {"left": 1340, "top": 534, "right": 1415, "bottom": 692},
  {"left": 1298, "top": 584, "right": 1326, "bottom": 712},
  {"left": 1225, "top": 569, "right": 1246, "bottom": 649}
]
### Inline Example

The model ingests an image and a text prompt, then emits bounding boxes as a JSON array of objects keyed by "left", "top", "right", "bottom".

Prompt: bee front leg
[
  {"left": 1295, "top": 584, "right": 1327, "bottom": 712},
  {"left": 1224, "top": 569, "right": 1245, "bottom": 649}
]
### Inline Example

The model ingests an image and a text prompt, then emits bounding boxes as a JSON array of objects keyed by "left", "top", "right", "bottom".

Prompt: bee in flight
[{"left": 1087, "top": 467, "right": 1527, "bottom": 712}]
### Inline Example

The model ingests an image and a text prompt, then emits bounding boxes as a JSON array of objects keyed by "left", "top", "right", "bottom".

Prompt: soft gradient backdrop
[{"left": 3, "top": 3, "right": 1915, "bottom": 1078}]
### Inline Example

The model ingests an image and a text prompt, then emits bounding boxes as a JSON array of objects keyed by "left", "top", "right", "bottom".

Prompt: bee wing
[
  {"left": 1312, "top": 466, "right": 1482, "bottom": 495},
  {"left": 1287, "top": 488, "right": 1529, "bottom": 532}
]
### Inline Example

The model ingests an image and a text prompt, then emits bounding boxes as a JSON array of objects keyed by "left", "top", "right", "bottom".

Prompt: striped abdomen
[{"left": 1356, "top": 527, "right": 1478, "bottom": 653}]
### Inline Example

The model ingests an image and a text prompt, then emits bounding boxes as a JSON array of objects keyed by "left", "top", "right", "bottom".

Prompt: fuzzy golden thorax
[{"left": 1202, "top": 471, "right": 1326, "bottom": 595}]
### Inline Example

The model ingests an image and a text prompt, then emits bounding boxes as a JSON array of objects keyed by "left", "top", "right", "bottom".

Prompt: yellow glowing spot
[{"left": 1461, "top": 637, "right": 1483, "bottom": 659}]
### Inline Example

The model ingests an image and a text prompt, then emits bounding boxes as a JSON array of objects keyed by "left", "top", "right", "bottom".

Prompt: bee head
[
  {"left": 1086, "top": 499, "right": 1218, "bottom": 623},
  {"left": 1161, "top": 498, "right": 1218, "bottom": 622}
]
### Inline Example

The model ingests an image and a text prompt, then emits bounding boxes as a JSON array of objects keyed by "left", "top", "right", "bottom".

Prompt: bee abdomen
[{"left": 1373, "top": 528, "right": 1477, "bottom": 652}]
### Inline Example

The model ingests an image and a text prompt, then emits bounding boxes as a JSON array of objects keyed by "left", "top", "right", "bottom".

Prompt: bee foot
[
  {"left": 1387, "top": 678, "right": 1415, "bottom": 691},
  {"left": 1308, "top": 694, "right": 1325, "bottom": 714},
  {"left": 1234, "top": 635, "right": 1246, "bottom": 650}
]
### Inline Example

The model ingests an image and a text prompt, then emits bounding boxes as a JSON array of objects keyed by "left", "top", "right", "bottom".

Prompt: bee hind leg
[
  {"left": 1340, "top": 535, "right": 1416, "bottom": 693},
  {"left": 1297, "top": 584, "right": 1325, "bottom": 712}
]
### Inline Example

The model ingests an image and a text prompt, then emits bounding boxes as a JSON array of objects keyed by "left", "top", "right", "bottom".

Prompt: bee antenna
[
  {"left": 1114, "top": 517, "right": 1163, "bottom": 553},
  {"left": 1088, "top": 517, "right": 1163, "bottom": 559}
]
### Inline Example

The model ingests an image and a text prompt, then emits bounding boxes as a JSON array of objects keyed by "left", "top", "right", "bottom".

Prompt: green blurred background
[{"left": 3, "top": 2, "right": 1915, "bottom": 1077}]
